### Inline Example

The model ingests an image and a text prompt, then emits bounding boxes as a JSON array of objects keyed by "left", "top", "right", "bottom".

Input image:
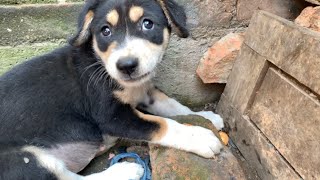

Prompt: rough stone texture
[
  {"left": 196, "top": 32, "right": 245, "bottom": 84},
  {"left": 236, "top": 0, "right": 308, "bottom": 21},
  {"left": 245, "top": 11, "right": 320, "bottom": 95},
  {"left": 0, "top": 3, "right": 82, "bottom": 46},
  {"left": 217, "top": 11, "right": 320, "bottom": 179},
  {"left": 217, "top": 96, "right": 301, "bottom": 179},
  {"left": 295, "top": 6, "right": 320, "bottom": 32},
  {"left": 305, "top": 0, "right": 320, "bottom": 5},
  {"left": 150, "top": 115, "right": 248, "bottom": 180},
  {"left": 250, "top": 68, "right": 320, "bottom": 179}
]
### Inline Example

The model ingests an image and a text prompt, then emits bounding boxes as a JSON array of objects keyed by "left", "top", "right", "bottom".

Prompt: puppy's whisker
[
  {"left": 81, "top": 61, "right": 101, "bottom": 79},
  {"left": 94, "top": 68, "right": 106, "bottom": 87},
  {"left": 87, "top": 66, "right": 103, "bottom": 92},
  {"left": 102, "top": 71, "right": 109, "bottom": 89}
]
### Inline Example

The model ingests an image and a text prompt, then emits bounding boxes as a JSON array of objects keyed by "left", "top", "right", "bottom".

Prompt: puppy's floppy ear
[
  {"left": 157, "top": 0, "right": 189, "bottom": 38},
  {"left": 69, "top": 0, "right": 99, "bottom": 46}
]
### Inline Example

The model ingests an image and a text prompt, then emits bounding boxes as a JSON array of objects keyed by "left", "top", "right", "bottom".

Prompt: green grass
[{"left": 0, "top": 43, "right": 61, "bottom": 75}]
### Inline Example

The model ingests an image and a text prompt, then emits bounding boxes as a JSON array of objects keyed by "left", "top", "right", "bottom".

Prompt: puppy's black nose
[{"left": 116, "top": 57, "right": 139, "bottom": 75}]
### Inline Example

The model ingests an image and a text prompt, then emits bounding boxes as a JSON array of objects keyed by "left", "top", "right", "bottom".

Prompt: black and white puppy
[{"left": 0, "top": 0, "right": 224, "bottom": 179}]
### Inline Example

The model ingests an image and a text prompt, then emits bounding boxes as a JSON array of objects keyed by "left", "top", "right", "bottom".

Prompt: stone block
[
  {"left": 218, "top": 11, "right": 320, "bottom": 179},
  {"left": 236, "top": 0, "right": 306, "bottom": 21},
  {"left": 0, "top": 3, "right": 82, "bottom": 46},
  {"left": 250, "top": 68, "right": 320, "bottom": 179}
]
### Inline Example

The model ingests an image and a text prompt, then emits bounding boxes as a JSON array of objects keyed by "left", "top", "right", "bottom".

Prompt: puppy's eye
[
  {"left": 101, "top": 26, "right": 112, "bottom": 37},
  {"left": 142, "top": 19, "right": 154, "bottom": 30}
]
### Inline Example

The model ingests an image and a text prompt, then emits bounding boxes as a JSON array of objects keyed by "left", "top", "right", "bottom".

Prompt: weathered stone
[
  {"left": 196, "top": 32, "right": 245, "bottom": 84},
  {"left": 295, "top": 6, "right": 320, "bottom": 32},
  {"left": 236, "top": 0, "right": 307, "bottom": 21},
  {"left": 150, "top": 115, "right": 247, "bottom": 180},
  {"left": 218, "top": 11, "right": 320, "bottom": 179},
  {"left": 305, "top": 0, "right": 320, "bottom": 5},
  {"left": 0, "top": 3, "right": 82, "bottom": 46},
  {"left": 250, "top": 68, "right": 320, "bottom": 179},
  {"left": 217, "top": 96, "right": 301, "bottom": 179},
  {"left": 154, "top": 36, "right": 226, "bottom": 107},
  {"left": 245, "top": 11, "right": 320, "bottom": 95}
]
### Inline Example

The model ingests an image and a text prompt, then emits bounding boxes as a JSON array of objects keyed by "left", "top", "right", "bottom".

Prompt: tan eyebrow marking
[
  {"left": 129, "top": 6, "right": 144, "bottom": 22},
  {"left": 106, "top": 9, "right": 119, "bottom": 26}
]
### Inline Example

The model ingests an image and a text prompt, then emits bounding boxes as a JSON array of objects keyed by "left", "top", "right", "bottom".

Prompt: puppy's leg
[
  {"left": 105, "top": 109, "right": 223, "bottom": 158},
  {"left": 83, "top": 162, "right": 144, "bottom": 180},
  {"left": 138, "top": 111, "right": 223, "bottom": 158},
  {"left": 140, "top": 88, "right": 224, "bottom": 130},
  {"left": 20, "top": 146, "right": 143, "bottom": 180}
]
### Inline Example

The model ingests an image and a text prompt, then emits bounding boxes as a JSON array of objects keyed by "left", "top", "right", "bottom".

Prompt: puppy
[{"left": 0, "top": 0, "right": 224, "bottom": 179}]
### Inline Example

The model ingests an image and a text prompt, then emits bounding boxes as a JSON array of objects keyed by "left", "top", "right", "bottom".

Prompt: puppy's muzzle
[{"left": 116, "top": 57, "right": 139, "bottom": 76}]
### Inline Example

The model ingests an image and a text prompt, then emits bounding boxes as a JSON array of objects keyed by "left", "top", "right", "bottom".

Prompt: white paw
[
  {"left": 101, "top": 162, "right": 144, "bottom": 180},
  {"left": 195, "top": 111, "right": 224, "bottom": 130},
  {"left": 156, "top": 119, "right": 223, "bottom": 159},
  {"left": 183, "top": 126, "right": 223, "bottom": 158}
]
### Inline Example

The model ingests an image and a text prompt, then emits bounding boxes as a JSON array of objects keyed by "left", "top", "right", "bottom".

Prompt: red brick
[
  {"left": 305, "top": 0, "right": 320, "bottom": 5},
  {"left": 295, "top": 6, "right": 320, "bottom": 32},
  {"left": 196, "top": 32, "right": 245, "bottom": 84}
]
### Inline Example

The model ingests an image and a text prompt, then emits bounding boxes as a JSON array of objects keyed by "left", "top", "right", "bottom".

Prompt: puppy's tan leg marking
[
  {"left": 135, "top": 111, "right": 222, "bottom": 158},
  {"left": 142, "top": 88, "right": 224, "bottom": 130},
  {"left": 135, "top": 110, "right": 168, "bottom": 141},
  {"left": 106, "top": 9, "right": 119, "bottom": 26},
  {"left": 129, "top": 6, "right": 144, "bottom": 22}
]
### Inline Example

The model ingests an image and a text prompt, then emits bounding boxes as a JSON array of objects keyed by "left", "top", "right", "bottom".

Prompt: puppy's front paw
[
  {"left": 104, "top": 162, "right": 144, "bottom": 180},
  {"left": 185, "top": 126, "right": 223, "bottom": 158},
  {"left": 155, "top": 119, "right": 223, "bottom": 159},
  {"left": 196, "top": 111, "right": 224, "bottom": 130}
]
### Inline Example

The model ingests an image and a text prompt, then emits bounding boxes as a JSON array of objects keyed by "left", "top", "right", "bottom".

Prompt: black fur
[
  {"left": 161, "top": 0, "right": 189, "bottom": 38},
  {"left": 0, "top": 148, "right": 57, "bottom": 180}
]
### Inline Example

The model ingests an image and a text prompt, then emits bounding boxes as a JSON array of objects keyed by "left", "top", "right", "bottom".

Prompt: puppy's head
[{"left": 70, "top": 0, "right": 189, "bottom": 87}]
